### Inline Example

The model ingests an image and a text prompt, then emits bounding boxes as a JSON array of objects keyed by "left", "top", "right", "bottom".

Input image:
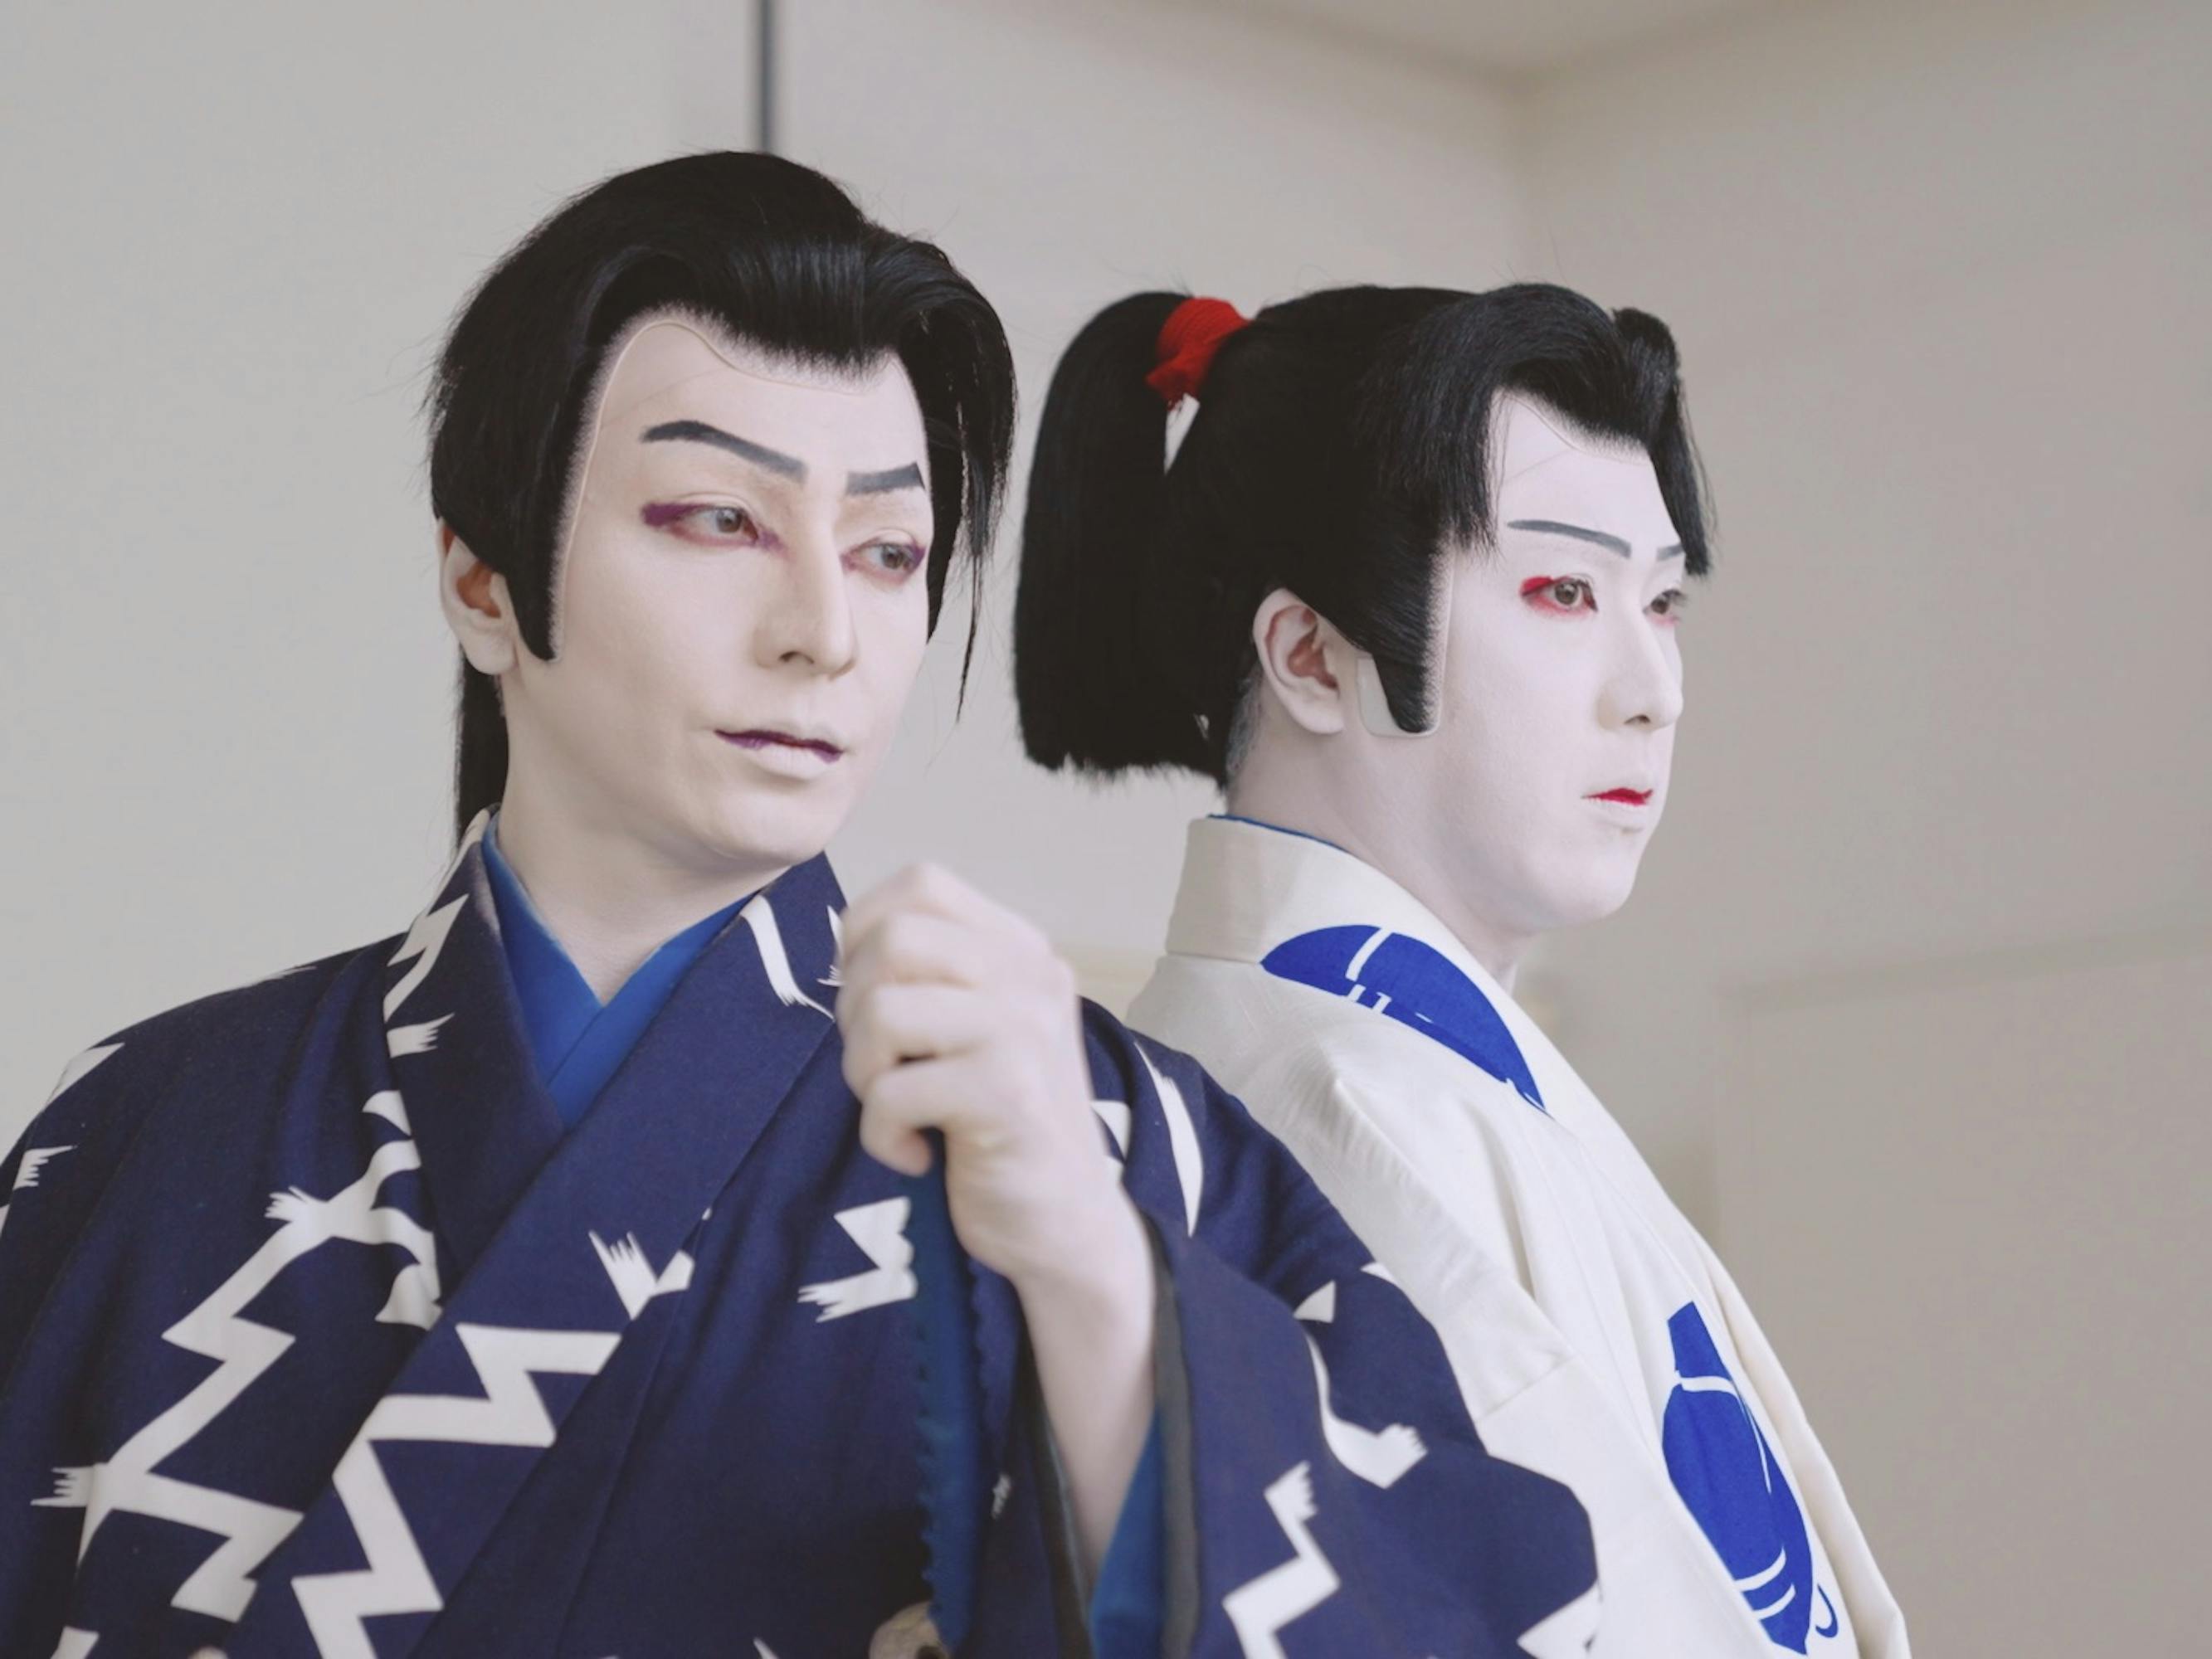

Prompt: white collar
[{"left": 1164, "top": 815, "right": 1526, "bottom": 1019}]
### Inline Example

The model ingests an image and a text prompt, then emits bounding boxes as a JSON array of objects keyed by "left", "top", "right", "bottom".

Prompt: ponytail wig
[
  {"left": 1015, "top": 282, "right": 1708, "bottom": 786},
  {"left": 428, "top": 152, "right": 1016, "bottom": 838}
]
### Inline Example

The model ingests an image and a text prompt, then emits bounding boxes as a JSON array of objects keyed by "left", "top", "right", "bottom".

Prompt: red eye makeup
[
  {"left": 641, "top": 501, "right": 775, "bottom": 547},
  {"left": 1520, "top": 575, "right": 1595, "bottom": 614}
]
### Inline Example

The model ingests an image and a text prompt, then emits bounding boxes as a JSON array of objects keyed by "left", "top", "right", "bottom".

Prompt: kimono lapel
[
  {"left": 382, "top": 818, "right": 564, "bottom": 1281},
  {"left": 225, "top": 846, "right": 849, "bottom": 1659},
  {"left": 1167, "top": 818, "right": 1558, "bottom": 1109}
]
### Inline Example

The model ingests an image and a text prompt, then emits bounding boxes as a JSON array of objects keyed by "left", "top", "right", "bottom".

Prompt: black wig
[
  {"left": 428, "top": 151, "right": 1016, "bottom": 837},
  {"left": 1014, "top": 282, "right": 1708, "bottom": 786}
]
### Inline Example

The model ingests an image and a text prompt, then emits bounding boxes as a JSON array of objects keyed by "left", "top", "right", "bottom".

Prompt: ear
[
  {"left": 436, "top": 524, "right": 519, "bottom": 677},
  {"left": 1250, "top": 588, "right": 1352, "bottom": 737}
]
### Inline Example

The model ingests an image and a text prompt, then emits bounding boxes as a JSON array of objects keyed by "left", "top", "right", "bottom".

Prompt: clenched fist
[
  {"left": 836, "top": 864, "right": 1156, "bottom": 1571},
  {"left": 837, "top": 863, "right": 1133, "bottom": 1295}
]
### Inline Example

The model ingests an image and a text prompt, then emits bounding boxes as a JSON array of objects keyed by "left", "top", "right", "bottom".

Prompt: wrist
[{"left": 1009, "top": 1185, "right": 1153, "bottom": 1321}]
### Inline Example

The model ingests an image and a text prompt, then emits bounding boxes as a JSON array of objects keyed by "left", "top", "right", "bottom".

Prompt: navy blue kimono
[{"left": 0, "top": 820, "right": 1596, "bottom": 1657}]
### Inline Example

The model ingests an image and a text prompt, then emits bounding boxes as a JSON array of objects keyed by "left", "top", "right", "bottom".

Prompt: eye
[
  {"left": 1649, "top": 587, "right": 1689, "bottom": 624},
  {"left": 641, "top": 500, "right": 761, "bottom": 543},
  {"left": 853, "top": 540, "right": 926, "bottom": 581},
  {"left": 1520, "top": 575, "right": 1595, "bottom": 614}
]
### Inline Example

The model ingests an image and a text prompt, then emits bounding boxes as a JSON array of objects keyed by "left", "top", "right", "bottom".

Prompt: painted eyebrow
[
  {"left": 845, "top": 461, "right": 925, "bottom": 496},
  {"left": 1505, "top": 518, "right": 1632, "bottom": 558},
  {"left": 641, "top": 420, "right": 806, "bottom": 480}
]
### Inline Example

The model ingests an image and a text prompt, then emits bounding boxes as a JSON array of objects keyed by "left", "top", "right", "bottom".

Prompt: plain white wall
[
  {"left": 1, "top": 3, "right": 678, "bottom": 1132},
  {"left": 1717, "top": 936, "right": 2212, "bottom": 1655}
]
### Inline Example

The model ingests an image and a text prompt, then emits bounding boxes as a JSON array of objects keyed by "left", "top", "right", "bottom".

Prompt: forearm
[{"left": 1012, "top": 1190, "right": 1158, "bottom": 1579}]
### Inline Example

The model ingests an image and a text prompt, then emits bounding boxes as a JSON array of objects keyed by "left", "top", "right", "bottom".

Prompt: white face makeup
[
  {"left": 1414, "top": 393, "right": 1688, "bottom": 944},
  {"left": 488, "top": 316, "right": 935, "bottom": 882},
  {"left": 1235, "top": 392, "right": 1692, "bottom": 977}
]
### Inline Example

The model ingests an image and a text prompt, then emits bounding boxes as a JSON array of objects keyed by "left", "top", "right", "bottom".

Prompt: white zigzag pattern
[
  {"left": 1134, "top": 1045, "right": 1204, "bottom": 1234},
  {"left": 41, "top": 859, "right": 477, "bottom": 1654},
  {"left": 287, "top": 1226, "right": 695, "bottom": 1657},
  {"left": 386, "top": 1015, "right": 454, "bottom": 1058},
  {"left": 2, "top": 1042, "right": 119, "bottom": 1246},
  {"left": 0, "top": 1145, "right": 77, "bottom": 1245},
  {"left": 739, "top": 893, "right": 832, "bottom": 1019},
  {"left": 384, "top": 896, "right": 467, "bottom": 1023},
  {"left": 819, "top": 904, "right": 845, "bottom": 990},
  {"left": 34, "top": 1112, "right": 439, "bottom": 1623},
  {"left": 14, "top": 1146, "right": 76, "bottom": 1192},
  {"left": 291, "top": 1324, "right": 624, "bottom": 1658},
  {"left": 590, "top": 1230, "right": 695, "bottom": 1320},
  {"left": 1222, "top": 1462, "right": 1338, "bottom": 1659},
  {"left": 1292, "top": 1278, "right": 1427, "bottom": 1489},
  {"left": 797, "top": 1198, "right": 916, "bottom": 1321}
]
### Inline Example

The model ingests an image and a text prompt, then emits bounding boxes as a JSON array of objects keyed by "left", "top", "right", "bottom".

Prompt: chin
[
  {"left": 1535, "top": 859, "right": 1644, "bottom": 932},
  {"left": 688, "top": 791, "right": 848, "bottom": 873}
]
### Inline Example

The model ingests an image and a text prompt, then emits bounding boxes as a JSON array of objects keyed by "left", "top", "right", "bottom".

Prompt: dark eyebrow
[
  {"left": 1506, "top": 518, "right": 1632, "bottom": 558},
  {"left": 1658, "top": 542, "right": 1685, "bottom": 562},
  {"left": 641, "top": 420, "right": 806, "bottom": 481},
  {"left": 845, "top": 462, "right": 925, "bottom": 497}
]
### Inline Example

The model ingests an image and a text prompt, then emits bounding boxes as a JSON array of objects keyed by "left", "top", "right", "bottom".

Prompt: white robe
[{"left": 1129, "top": 817, "right": 1908, "bottom": 1659}]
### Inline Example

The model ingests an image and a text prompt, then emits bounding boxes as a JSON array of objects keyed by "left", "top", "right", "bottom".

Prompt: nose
[
  {"left": 756, "top": 533, "right": 857, "bottom": 676},
  {"left": 1598, "top": 606, "right": 1684, "bottom": 732}
]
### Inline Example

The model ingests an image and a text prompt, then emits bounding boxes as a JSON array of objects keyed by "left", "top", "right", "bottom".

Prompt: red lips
[{"left": 1590, "top": 788, "right": 1652, "bottom": 805}]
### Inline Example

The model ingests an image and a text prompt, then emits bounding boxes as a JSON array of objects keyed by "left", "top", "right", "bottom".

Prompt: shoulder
[
  {"left": 1146, "top": 961, "right": 1533, "bottom": 1151},
  {"left": 1128, "top": 969, "right": 1567, "bottom": 1293},
  {"left": 0, "top": 939, "right": 393, "bottom": 1350},
  {"left": 111, "top": 943, "right": 376, "bottom": 1048},
  {"left": 1111, "top": 968, "right": 1558, "bottom": 1224},
  {"left": 52, "top": 944, "right": 383, "bottom": 1101},
  {"left": 1143, "top": 947, "right": 1498, "bottom": 1083},
  {"left": 1267, "top": 1003, "right": 1554, "bottom": 1218},
  {"left": 9, "top": 940, "right": 392, "bottom": 1194}
]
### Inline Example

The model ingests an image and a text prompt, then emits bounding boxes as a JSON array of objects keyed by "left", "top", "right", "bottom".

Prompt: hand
[
  {"left": 838, "top": 864, "right": 1157, "bottom": 1573},
  {"left": 836, "top": 863, "right": 1138, "bottom": 1298}
]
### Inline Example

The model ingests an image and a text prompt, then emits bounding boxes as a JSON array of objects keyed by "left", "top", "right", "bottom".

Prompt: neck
[
  {"left": 493, "top": 773, "right": 787, "bottom": 1002},
  {"left": 1226, "top": 752, "right": 1531, "bottom": 992}
]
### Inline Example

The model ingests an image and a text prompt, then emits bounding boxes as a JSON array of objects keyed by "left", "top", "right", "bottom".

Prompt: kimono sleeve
[
  {"left": 1263, "top": 1056, "right": 1788, "bottom": 1657},
  {"left": 1073, "top": 1014, "right": 1601, "bottom": 1658}
]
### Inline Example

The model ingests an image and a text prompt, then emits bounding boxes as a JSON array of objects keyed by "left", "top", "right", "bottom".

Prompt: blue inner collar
[{"left": 482, "top": 818, "right": 750, "bottom": 1127}]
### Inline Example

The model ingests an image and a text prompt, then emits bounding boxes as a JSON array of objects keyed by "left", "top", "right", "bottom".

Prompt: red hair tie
[{"left": 1145, "top": 296, "right": 1248, "bottom": 410}]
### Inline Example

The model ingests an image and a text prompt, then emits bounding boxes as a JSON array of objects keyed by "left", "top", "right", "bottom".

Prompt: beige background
[{"left": 4, "top": 2, "right": 2206, "bottom": 1651}]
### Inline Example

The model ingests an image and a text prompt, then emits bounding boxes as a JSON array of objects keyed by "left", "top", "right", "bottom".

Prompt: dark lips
[{"left": 718, "top": 729, "right": 845, "bottom": 761}]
